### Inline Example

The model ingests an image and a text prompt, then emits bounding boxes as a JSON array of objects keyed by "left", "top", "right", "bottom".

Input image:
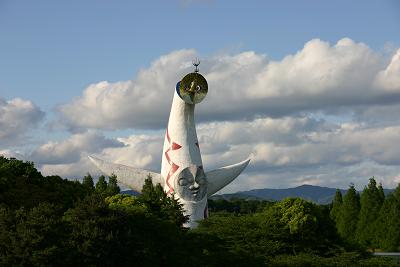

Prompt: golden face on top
[{"left": 177, "top": 72, "right": 208, "bottom": 104}]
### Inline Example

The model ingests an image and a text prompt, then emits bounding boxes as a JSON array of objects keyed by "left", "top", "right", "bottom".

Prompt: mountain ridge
[
  {"left": 210, "top": 184, "right": 395, "bottom": 204},
  {"left": 122, "top": 184, "right": 395, "bottom": 204}
]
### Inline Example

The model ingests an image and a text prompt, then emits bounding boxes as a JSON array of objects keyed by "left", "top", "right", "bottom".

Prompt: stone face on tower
[{"left": 89, "top": 64, "right": 250, "bottom": 228}]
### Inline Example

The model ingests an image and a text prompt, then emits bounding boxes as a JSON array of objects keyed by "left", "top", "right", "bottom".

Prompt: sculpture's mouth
[{"left": 191, "top": 188, "right": 199, "bottom": 197}]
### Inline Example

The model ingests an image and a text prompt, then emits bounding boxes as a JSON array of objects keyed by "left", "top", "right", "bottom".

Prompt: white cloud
[
  {"left": 0, "top": 97, "right": 44, "bottom": 146},
  {"left": 31, "top": 131, "right": 124, "bottom": 165},
  {"left": 35, "top": 115, "right": 400, "bottom": 191},
  {"left": 248, "top": 38, "right": 381, "bottom": 98},
  {"left": 39, "top": 157, "right": 100, "bottom": 180},
  {"left": 100, "top": 134, "right": 163, "bottom": 171},
  {"left": 58, "top": 50, "right": 197, "bottom": 130},
  {"left": 10, "top": 38, "right": 400, "bottom": 191},
  {"left": 58, "top": 38, "right": 400, "bottom": 130},
  {"left": 375, "top": 49, "right": 400, "bottom": 91},
  {"left": 0, "top": 149, "right": 26, "bottom": 160},
  {"left": 37, "top": 132, "right": 163, "bottom": 178}
]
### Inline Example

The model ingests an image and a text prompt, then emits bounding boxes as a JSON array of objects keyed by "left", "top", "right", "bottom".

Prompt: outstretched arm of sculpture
[
  {"left": 88, "top": 156, "right": 163, "bottom": 192},
  {"left": 206, "top": 158, "right": 250, "bottom": 197}
]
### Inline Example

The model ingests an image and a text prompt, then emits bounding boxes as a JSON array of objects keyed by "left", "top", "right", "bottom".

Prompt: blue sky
[
  {"left": 2, "top": 0, "right": 399, "bottom": 108},
  {"left": 1, "top": 0, "right": 400, "bottom": 191}
]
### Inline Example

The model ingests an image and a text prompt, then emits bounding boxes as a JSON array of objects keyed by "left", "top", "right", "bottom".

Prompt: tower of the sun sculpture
[{"left": 89, "top": 60, "right": 250, "bottom": 228}]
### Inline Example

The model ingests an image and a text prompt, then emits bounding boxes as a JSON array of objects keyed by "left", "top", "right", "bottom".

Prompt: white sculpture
[{"left": 89, "top": 61, "right": 250, "bottom": 228}]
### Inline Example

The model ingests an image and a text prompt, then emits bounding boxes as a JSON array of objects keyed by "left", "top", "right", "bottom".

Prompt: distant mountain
[
  {"left": 211, "top": 185, "right": 395, "bottom": 204},
  {"left": 121, "top": 190, "right": 140, "bottom": 196},
  {"left": 123, "top": 185, "right": 395, "bottom": 205}
]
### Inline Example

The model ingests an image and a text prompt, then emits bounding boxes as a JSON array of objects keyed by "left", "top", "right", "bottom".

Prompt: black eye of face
[
  {"left": 178, "top": 177, "right": 194, "bottom": 186},
  {"left": 178, "top": 178, "right": 188, "bottom": 186},
  {"left": 196, "top": 176, "right": 206, "bottom": 185},
  {"left": 196, "top": 85, "right": 201, "bottom": 92},
  {"left": 185, "top": 85, "right": 190, "bottom": 91}
]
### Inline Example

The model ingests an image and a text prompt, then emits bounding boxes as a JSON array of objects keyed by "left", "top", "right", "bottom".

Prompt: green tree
[
  {"left": 95, "top": 175, "right": 107, "bottom": 194},
  {"left": 271, "top": 198, "right": 340, "bottom": 255},
  {"left": 356, "top": 177, "right": 384, "bottom": 248},
  {"left": 137, "top": 175, "right": 188, "bottom": 227},
  {"left": 64, "top": 193, "right": 188, "bottom": 266},
  {"left": 105, "top": 194, "right": 137, "bottom": 209},
  {"left": 82, "top": 173, "right": 94, "bottom": 193},
  {"left": 106, "top": 174, "right": 120, "bottom": 196},
  {"left": 0, "top": 157, "right": 87, "bottom": 210},
  {"left": 275, "top": 198, "right": 318, "bottom": 236},
  {"left": 197, "top": 197, "right": 342, "bottom": 260},
  {"left": 337, "top": 184, "right": 360, "bottom": 243},
  {"left": 104, "top": 194, "right": 148, "bottom": 215},
  {"left": 0, "top": 204, "right": 67, "bottom": 267},
  {"left": 378, "top": 182, "right": 385, "bottom": 203},
  {"left": 0, "top": 156, "right": 42, "bottom": 180},
  {"left": 330, "top": 189, "right": 343, "bottom": 225},
  {"left": 375, "top": 184, "right": 400, "bottom": 251}
]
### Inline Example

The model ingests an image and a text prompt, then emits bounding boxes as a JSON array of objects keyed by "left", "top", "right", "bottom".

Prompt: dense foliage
[
  {"left": 331, "top": 177, "right": 400, "bottom": 252},
  {"left": 0, "top": 157, "right": 399, "bottom": 266}
]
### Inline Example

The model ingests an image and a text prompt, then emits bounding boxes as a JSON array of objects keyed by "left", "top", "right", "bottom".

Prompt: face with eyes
[
  {"left": 176, "top": 72, "right": 208, "bottom": 104},
  {"left": 174, "top": 165, "right": 207, "bottom": 201}
]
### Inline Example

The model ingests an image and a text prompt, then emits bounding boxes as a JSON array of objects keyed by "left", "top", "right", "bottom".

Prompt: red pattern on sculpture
[{"left": 164, "top": 128, "right": 182, "bottom": 193}]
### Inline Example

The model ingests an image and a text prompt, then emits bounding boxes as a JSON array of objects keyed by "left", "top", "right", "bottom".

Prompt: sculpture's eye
[
  {"left": 196, "top": 85, "right": 201, "bottom": 92},
  {"left": 196, "top": 176, "right": 206, "bottom": 185},
  {"left": 185, "top": 85, "right": 190, "bottom": 91},
  {"left": 179, "top": 177, "right": 194, "bottom": 186},
  {"left": 178, "top": 178, "right": 188, "bottom": 186}
]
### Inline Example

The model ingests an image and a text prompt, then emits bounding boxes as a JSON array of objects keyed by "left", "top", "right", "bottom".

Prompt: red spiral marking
[
  {"left": 164, "top": 148, "right": 171, "bottom": 164},
  {"left": 171, "top": 163, "right": 179, "bottom": 173},
  {"left": 166, "top": 172, "right": 174, "bottom": 194},
  {"left": 172, "top": 142, "right": 182, "bottom": 150},
  {"left": 166, "top": 162, "right": 180, "bottom": 194},
  {"left": 165, "top": 128, "right": 182, "bottom": 193}
]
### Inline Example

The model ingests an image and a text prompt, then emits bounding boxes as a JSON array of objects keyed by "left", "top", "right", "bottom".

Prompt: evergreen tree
[
  {"left": 375, "top": 184, "right": 400, "bottom": 251},
  {"left": 378, "top": 183, "right": 385, "bottom": 203},
  {"left": 82, "top": 173, "right": 94, "bottom": 192},
  {"left": 138, "top": 175, "right": 188, "bottom": 227},
  {"left": 106, "top": 174, "right": 120, "bottom": 196},
  {"left": 95, "top": 175, "right": 107, "bottom": 194},
  {"left": 330, "top": 189, "right": 343, "bottom": 225},
  {"left": 336, "top": 184, "right": 360, "bottom": 243},
  {"left": 0, "top": 203, "right": 67, "bottom": 266},
  {"left": 356, "top": 177, "right": 384, "bottom": 248}
]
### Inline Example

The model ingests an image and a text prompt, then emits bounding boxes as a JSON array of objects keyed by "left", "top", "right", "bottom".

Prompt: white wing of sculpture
[
  {"left": 88, "top": 156, "right": 163, "bottom": 192},
  {"left": 206, "top": 158, "right": 251, "bottom": 197}
]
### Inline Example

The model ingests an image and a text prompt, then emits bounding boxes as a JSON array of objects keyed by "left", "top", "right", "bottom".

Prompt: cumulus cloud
[
  {"left": 0, "top": 97, "right": 45, "bottom": 146},
  {"left": 375, "top": 49, "right": 400, "bottom": 91},
  {"left": 37, "top": 114, "right": 400, "bottom": 191},
  {"left": 0, "top": 149, "right": 26, "bottom": 160},
  {"left": 58, "top": 38, "right": 400, "bottom": 131},
  {"left": 195, "top": 119, "right": 400, "bottom": 172},
  {"left": 248, "top": 38, "right": 381, "bottom": 99},
  {"left": 58, "top": 50, "right": 197, "bottom": 130},
  {"left": 196, "top": 119, "right": 400, "bottom": 192},
  {"left": 38, "top": 132, "right": 163, "bottom": 179},
  {"left": 20, "top": 38, "right": 400, "bottom": 191},
  {"left": 96, "top": 134, "right": 164, "bottom": 171},
  {"left": 31, "top": 131, "right": 124, "bottom": 165},
  {"left": 39, "top": 157, "right": 100, "bottom": 179}
]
